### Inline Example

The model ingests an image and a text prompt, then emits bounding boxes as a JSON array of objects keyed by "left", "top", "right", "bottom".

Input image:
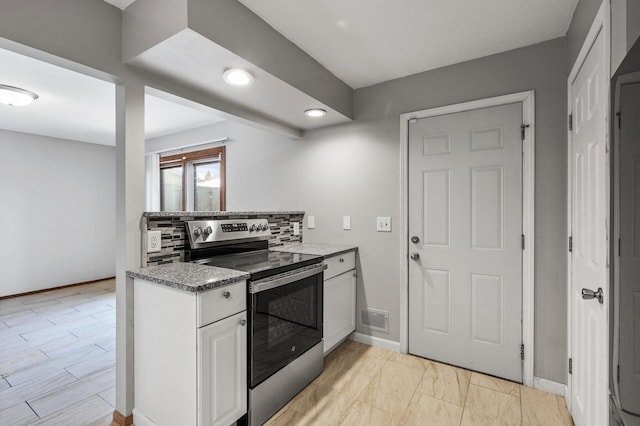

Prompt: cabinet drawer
[
  {"left": 324, "top": 251, "right": 356, "bottom": 280},
  {"left": 197, "top": 281, "right": 246, "bottom": 327}
]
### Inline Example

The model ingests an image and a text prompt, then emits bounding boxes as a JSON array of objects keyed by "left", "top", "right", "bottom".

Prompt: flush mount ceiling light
[
  {"left": 222, "top": 68, "right": 253, "bottom": 86},
  {"left": 304, "top": 108, "right": 327, "bottom": 118},
  {"left": 0, "top": 84, "right": 39, "bottom": 106}
]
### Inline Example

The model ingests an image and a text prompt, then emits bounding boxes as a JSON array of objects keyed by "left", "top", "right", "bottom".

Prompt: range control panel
[
  {"left": 221, "top": 223, "right": 248, "bottom": 233},
  {"left": 185, "top": 218, "right": 271, "bottom": 248}
]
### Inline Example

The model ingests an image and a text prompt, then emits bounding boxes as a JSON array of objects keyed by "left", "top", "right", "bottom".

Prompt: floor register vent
[{"left": 359, "top": 308, "right": 389, "bottom": 333}]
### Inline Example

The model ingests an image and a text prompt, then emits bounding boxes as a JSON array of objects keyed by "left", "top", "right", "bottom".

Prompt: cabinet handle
[
  {"left": 339, "top": 258, "right": 344, "bottom": 263},
  {"left": 223, "top": 291, "right": 231, "bottom": 299},
  {"left": 239, "top": 319, "right": 247, "bottom": 326}
]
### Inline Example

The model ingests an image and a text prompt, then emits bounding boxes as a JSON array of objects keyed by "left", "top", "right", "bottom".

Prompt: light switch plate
[
  {"left": 343, "top": 216, "right": 351, "bottom": 230},
  {"left": 307, "top": 216, "right": 315, "bottom": 229},
  {"left": 293, "top": 222, "right": 300, "bottom": 235},
  {"left": 147, "top": 230, "right": 162, "bottom": 253},
  {"left": 376, "top": 217, "right": 392, "bottom": 232}
]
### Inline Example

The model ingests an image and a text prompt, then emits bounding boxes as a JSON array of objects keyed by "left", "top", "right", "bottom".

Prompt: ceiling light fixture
[
  {"left": 222, "top": 68, "right": 253, "bottom": 87},
  {"left": 0, "top": 84, "right": 39, "bottom": 106},
  {"left": 304, "top": 108, "right": 327, "bottom": 118}
]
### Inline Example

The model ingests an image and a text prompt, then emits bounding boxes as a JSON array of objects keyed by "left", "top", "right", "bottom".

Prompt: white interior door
[
  {"left": 408, "top": 103, "right": 523, "bottom": 382},
  {"left": 618, "top": 82, "right": 640, "bottom": 415},
  {"left": 569, "top": 26, "right": 609, "bottom": 426}
]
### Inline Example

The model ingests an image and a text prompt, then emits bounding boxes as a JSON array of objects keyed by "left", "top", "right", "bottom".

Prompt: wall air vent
[{"left": 359, "top": 308, "right": 389, "bottom": 333}]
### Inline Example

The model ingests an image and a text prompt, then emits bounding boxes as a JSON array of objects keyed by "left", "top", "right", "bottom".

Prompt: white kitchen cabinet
[
  {"left": 199, "top": 311, "right": 247, "bottom": 426},
  {"left": 323, "top": 251, "right": 357, "bottom": 354},
  {"left": 133, "top": 279, "right": 247, "bottom": 426}
]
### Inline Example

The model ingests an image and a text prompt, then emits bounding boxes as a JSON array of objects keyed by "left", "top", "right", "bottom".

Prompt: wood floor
[
  {"left": 1, "top": 280, "right": 573, "bottom": 425},
  {"left": 0, "top": 279, "right": 116, "bottom": 426},
  {"left": 267, "top": 340, "right": 574, "bottom": 426}
]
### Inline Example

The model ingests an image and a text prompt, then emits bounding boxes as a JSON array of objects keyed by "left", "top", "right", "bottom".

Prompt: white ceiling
[
  {"left": 130, "top": 29, "right": 352, "bottom": 131},
  {"left": 0, "top": 48, "right": 226, "bottom": 146},
  {"left": 239, "top": 0, "right": 579, "bottom": 88},
  {"left": 145, "top": 95, "right": 226, "bottom": 141}
]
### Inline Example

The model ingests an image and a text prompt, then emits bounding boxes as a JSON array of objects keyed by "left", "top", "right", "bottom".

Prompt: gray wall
[
  {"left": 146, "top": 120, "right": 301, "bottom": 211},
  {"left": 627, "top": 0, "right": 640, "bottom": 50},
  {"left": 293, "top": 38, "right": 568, "bottom": 383},
  {"left": 569, "top": 0, "right": 640, "bottom": 75},
  {"left": 566, "top": 0, "right": 602, "bottom": 71},
  {"left": 0, "top": 130, "right": 116, "bottom": 297}
]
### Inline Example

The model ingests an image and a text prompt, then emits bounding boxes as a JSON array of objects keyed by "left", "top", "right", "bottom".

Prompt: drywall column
[{"left": 115, "top": 78, "right": 145, "bottom": 419}]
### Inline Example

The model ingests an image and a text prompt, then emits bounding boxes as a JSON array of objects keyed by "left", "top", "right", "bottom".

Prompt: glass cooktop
[{"left": 198, "top": 249, "right": 323, "bottom": 280}]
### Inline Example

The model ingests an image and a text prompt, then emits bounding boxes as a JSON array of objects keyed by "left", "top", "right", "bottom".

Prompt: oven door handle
[{"left": 249, "top": 264, "right": 327, "bottom": 293}]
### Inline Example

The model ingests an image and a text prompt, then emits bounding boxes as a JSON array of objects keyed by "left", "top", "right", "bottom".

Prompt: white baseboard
[
  {"left": 533, "top": 377, "right": 567, "bottom": 397},
  {"left": 132, "top": 408, "right": 157, "bottom": 426},
  {"left": 349, "top": 332, "right": 401, "bottom": 352}
]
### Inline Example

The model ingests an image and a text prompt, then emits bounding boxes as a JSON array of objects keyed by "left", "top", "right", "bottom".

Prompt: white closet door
[
  {"left": 408, "top": 102, "right": 523, "bottom": 382},
  {"left": 570, "top": 26, "right": 609, "bottom": 426}
]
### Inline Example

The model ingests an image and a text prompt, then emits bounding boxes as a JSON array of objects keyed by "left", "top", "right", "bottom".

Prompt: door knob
[
  {"left": 411, "top": 236, "right": 420, "bottom": 244},
  {"left": 581, "top": 287, "right": 604, "bottom": 304},
  {"left": 410, "top": 252, "right": 420, "bottom": 260},
  {"left": 239, "top": 319, "right": 247, "bottom": 326},
  {"left": 223, "top": 291, "right": 231, "bottom": 299}
]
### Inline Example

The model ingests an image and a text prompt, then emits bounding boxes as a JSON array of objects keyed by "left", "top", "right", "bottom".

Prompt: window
[{"left": 160, "top": 146, "right": 226, "bottom": 211}]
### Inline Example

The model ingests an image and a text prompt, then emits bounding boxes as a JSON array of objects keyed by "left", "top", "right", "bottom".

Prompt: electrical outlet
[
  {"left": 376, "top": 217, "right": 392, "bottom": 232},
  {"left": 343, "top": 216, "right": 351, "bottom": 230},
  {"left": 307, "top": 216, "right": 315, "bottom": 229},
  {"left": 293, "top": 222, "right": 300, "bottom": 235},
  {"left": 147, "top": 230, "right": 162, "bottom": 253}
]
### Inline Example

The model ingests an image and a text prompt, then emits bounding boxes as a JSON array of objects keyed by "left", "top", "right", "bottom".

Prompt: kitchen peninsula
[{"left": 128, "top": 211, "right": 357, "bottom": 426}]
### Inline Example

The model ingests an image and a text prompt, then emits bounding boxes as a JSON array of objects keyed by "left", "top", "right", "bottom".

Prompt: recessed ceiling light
[
  {"left": 0, "top": 84, "right": 39, "bottom": 106},
  {"left": 304, "top": 108, "right": 327, "bottom": 118},
  {"left": 222, "top": 68, "right": 253, "bottom": 86}
]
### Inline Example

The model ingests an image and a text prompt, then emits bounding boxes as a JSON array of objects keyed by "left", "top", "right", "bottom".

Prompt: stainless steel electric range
[{"left": 184, "top": 218, "right": 325, "bottom": 426}]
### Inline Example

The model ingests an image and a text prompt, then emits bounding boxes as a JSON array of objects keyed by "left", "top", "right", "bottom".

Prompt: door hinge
[
  {"left": 521, "top": 124, "right": 530, "bottom": 140},
  {"left": 617, "top": 112, "right": 621, "bottom": 129},
  {"left": 521, "top": 234, "right": 525, "bottom": 250},
  {"left": 569, "top": 114, "right": 573, "bottom": 131},
  {"left": 617, "top": 365, "right": 620, "bottom": 382},
  {"left": 569, "top": 358, "right": 572, "bottom": 374},
  {"left": 618, "top": 238, "right": 621, "bottom": 256},
  {"left": 569, "top": 236, "right": 573, "bottom": 252},
  {"left": 521, "top": 344, "right": 525, "bottom": 360}
]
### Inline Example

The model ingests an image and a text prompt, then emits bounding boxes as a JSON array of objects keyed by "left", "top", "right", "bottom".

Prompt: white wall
[
  {"left": 145, "top": 120, "right": 301, "bottom": 211},
  {"left": 0, "top": 129, "right": 116, "bottom": 297}
]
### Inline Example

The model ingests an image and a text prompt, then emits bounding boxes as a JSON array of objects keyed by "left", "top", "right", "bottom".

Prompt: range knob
[
  {"left": 262, "top": 224, "right": 269, "bottom": 232},
  {"left": 250, "top": 224, "right": 257, "bottom": 232},
  {"left": 203, "top": 226, "right": 213, "bottom": 236},
  {"left": 193, "top": 227, "right": 202, "bottom": 238}
]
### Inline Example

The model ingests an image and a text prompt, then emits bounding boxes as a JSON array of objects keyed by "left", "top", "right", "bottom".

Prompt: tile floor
[
  {"left": 267, "top": 340, "right": 574, "bottom": 426},
  {"left": 0, "top": 279, "right": 116, "bottom": 426},
  {"left": 1, "top": 280, "right": 573, "bottom": 426}
]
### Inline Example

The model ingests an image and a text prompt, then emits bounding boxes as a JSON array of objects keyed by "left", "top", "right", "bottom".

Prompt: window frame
[{"left": 159, "top": 146, "right": 226, "bottom": 211}]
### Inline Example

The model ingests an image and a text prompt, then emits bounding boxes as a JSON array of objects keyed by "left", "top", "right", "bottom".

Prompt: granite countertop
[
  {"left": 273, "top": 242, "right": 357, "bottom": 258},
  {"left": 143, "top": 211, "right": 305, "bottom": 218},
  {"left": 127, "top": 263, "right": 250, "bottom": 293}
]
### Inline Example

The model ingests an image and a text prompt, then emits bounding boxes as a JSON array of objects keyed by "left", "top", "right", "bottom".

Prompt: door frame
[
  {"left": 611, "top": 70, "right": 640, "bottom": 411},
  {"left": 399, "top": 90, "right": 536, "bottom": 387},
  {"left": 565, "top": 0, "right": 611, "bottom": 412}
]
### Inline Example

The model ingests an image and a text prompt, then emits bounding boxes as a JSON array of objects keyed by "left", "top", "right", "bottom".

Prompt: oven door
[{"left": 248, "top": 264, "right": 324, "bottom": 388}]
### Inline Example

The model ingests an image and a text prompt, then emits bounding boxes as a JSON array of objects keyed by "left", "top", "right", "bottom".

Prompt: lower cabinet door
[
  {"left": 198, "top": 311, "right": 247, "bottom": 426},
  {"left": 323, "top": 270, "right": 356, "bottom": 354}
]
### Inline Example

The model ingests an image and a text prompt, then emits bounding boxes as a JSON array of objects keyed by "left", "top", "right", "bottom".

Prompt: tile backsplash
[{"left": 142, "top": 211, "right": 304, "bottom": 266}]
